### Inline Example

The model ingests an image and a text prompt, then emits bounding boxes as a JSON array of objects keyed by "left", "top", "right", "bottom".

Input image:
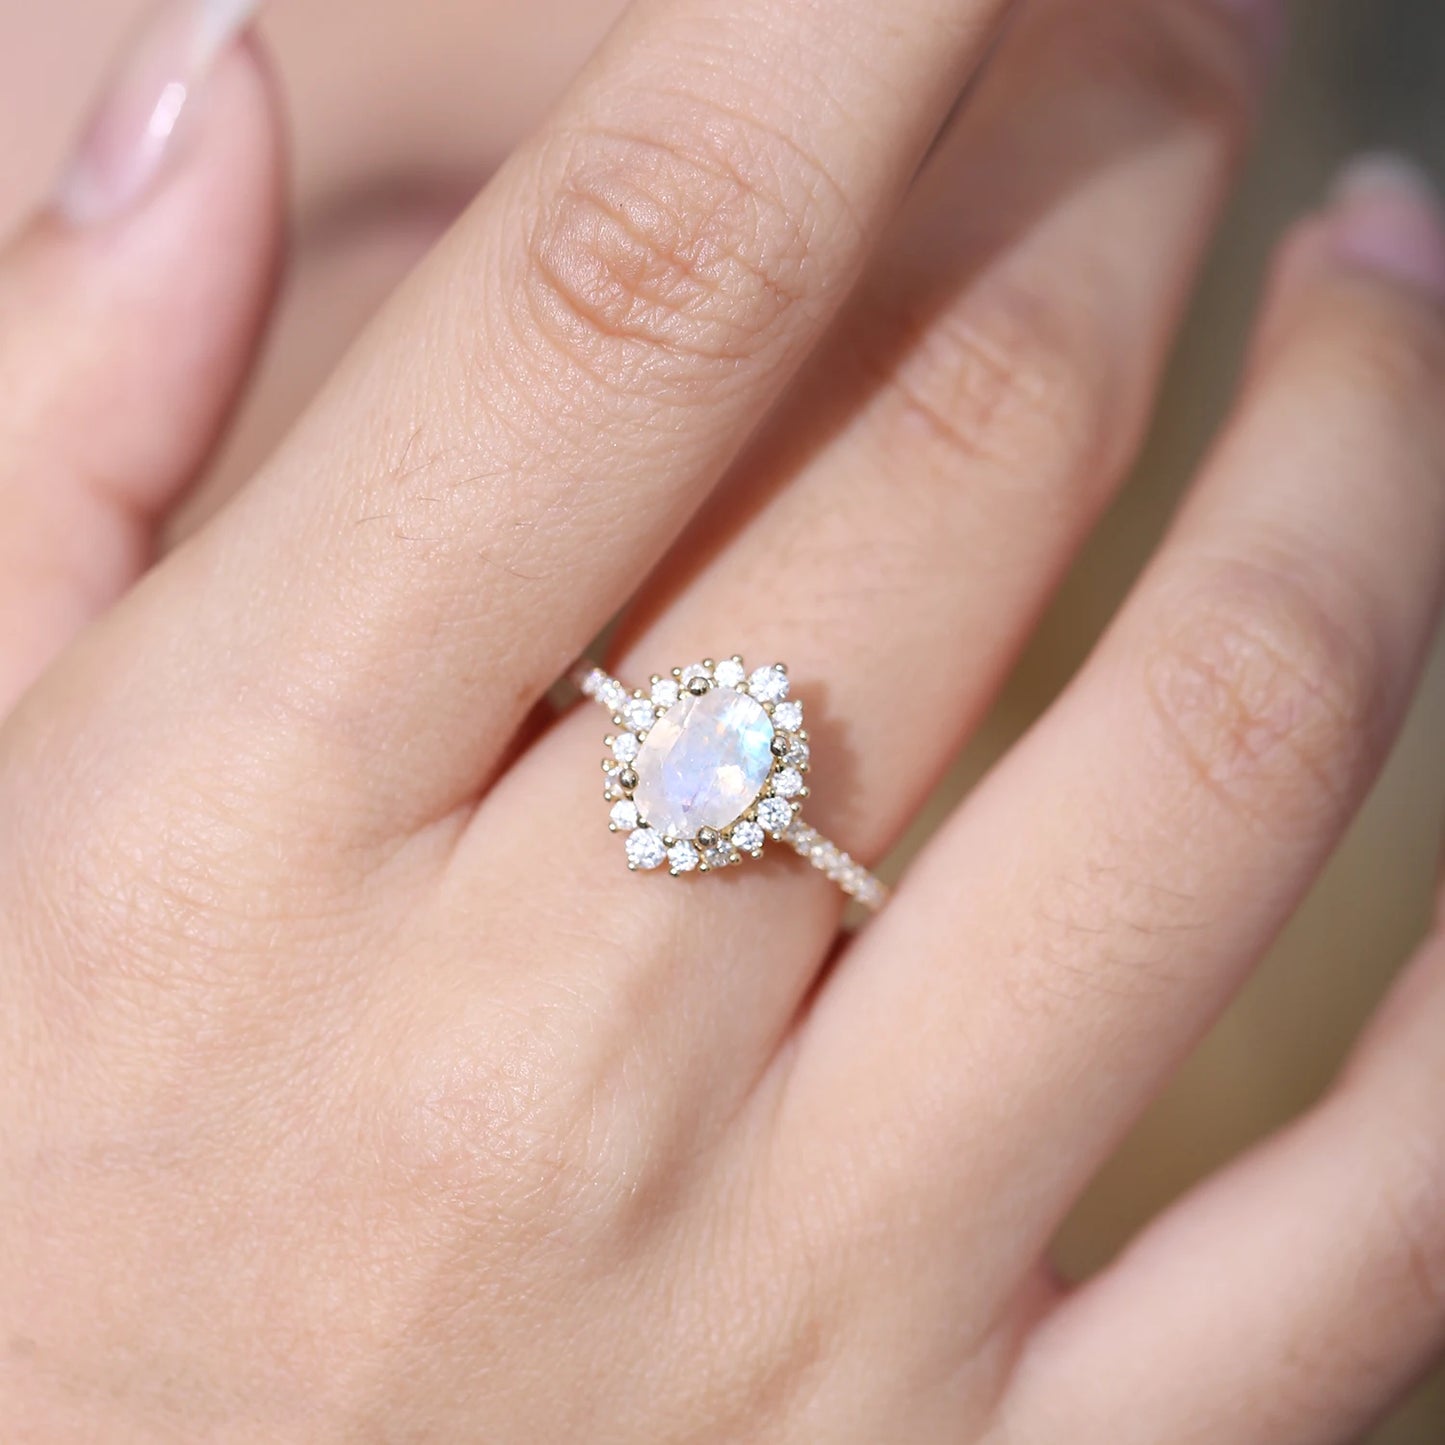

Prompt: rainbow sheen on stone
[{"left": 633, "top": 688, "right": 775, "bottom": 839}]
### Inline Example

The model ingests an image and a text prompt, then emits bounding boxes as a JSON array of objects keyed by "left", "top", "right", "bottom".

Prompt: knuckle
[
  {"left": 521, "top": 100, "right": 846, "bottom": 382},
  {"left": 383, "top": 989, "right": 644, "bottom": 1251},
  {"left": 1142, "top": 564, "right": 1384, "bottom": 832},
  {"left": 866, "top": 279, "right": 1109, "bottom": 498},
  {"left": 15, "top": 733, "right": 362, "bottom": 1007},
  {"left": 1371, "top": 1125, "right": 1445, "bottom": 1325}
]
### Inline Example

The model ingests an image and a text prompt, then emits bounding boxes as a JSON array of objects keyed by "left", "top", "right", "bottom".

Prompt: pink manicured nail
[
  {"left": 54, "top": 0, "right": 260, "bottom": 225},
  {"left": 1326, "top": 153, "right": 1445, "bottom": 299}
]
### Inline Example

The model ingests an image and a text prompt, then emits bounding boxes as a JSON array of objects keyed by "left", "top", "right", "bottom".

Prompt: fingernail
[
  {"left": 1213, "top": 0, "right": 1289, "bottom": 67},
  {"left": 1326, "top": 152, "right": 1445, "bottom": 299},
  {"left": 53, "top": 0, "right": 260, "bottom": 226}
]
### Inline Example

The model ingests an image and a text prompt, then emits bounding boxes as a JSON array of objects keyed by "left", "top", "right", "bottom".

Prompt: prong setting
[{"left": 577, "top": 656, "right": 886, "bottom": 909}]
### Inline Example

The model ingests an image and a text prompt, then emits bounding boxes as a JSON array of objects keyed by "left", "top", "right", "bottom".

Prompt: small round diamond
[
  {"left": 731, "top": 819, "right": 764, "bottom": 852},
  {"left": 625, "top": 829, "right": 667, "bottom": 870},
  {"left": 611, "top": 732, "right": 641, "bottom": 764},
  {"left": 598, "top": 678, "right": 628, "bottom": 713},
  {"left": 610, "top": 799, "right": 639, "bottom": 831},
  {"left": 772, "top": 700, "right": 803, "bottom": 731},
  {"left": 702, "top": 841, "right": 735, "bottom": 869},
  {"left": 680, "top": 662, "right": 711, "bottom": 685},
  {"left": 713, "top": 657, "right": 746, "bottom": 689},
  {"left": 784, "top": 737, "right": 810, "bottom": 768},
  {"left": 624, "top": 697, "right": 656, "bottom": 732},
  {"left": 757, "top": 797, "right": 793, "bottom": 833},
  {"left": 748, "top": 665, "right": 789, "bottom": 704},
  {"left": 772, "top": 767, "right": 804, "bottom": 799},
  {"left": 650, "top": 677, "right": 680, "bottom": 709},
  {"left": 668, "top": 841, "right": 700, "bottom": 874}
]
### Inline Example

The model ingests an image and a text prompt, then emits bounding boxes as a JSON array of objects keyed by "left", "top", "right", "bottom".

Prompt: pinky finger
[
  {"left": 0, "top": 0, "right": 280, "bottom": 712},
  {"left": 1004, "top": 871, "right": 1445, "bottom": 1443}
]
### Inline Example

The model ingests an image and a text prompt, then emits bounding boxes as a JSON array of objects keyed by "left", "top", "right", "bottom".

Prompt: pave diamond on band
[{"left": 573, "top": 657, "right": 888, "bottom": 912}]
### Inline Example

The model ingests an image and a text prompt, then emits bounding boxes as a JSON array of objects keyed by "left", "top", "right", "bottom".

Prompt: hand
[{"left": 3, "top": 0, "right": 1443, "bottom": 1441}]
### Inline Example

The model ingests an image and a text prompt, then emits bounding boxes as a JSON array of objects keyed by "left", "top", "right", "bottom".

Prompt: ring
[{"left": 573, "top": 656, "right": 888, "bottom": 912}]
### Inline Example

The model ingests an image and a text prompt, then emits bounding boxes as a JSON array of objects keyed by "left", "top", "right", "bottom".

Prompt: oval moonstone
[{"left": 632, "top": 687, "right": 775, "bottom": 840}]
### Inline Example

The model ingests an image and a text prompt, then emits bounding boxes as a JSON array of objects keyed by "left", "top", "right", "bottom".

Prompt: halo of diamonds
[{"left": 576, "top": 656, "right": 887, "bottom": 911}]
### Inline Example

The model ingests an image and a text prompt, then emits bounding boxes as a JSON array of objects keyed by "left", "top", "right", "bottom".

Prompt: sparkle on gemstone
[
  {"left": 625, "top": 829, "right": 668, "bottom": 870},
  {"left": 668, "top": 841, "right": 700, "bottom": 873},
  {"left": 651, "top": 678, "right": 680, "bottom": 709},
  {"left": 784, "top": 738, "right": 810, "bottom": 768},
  {"left": 610, "top": 799, "right": 639, "bottom": 831},
  {"left": 731, "top": 820, "right": 764, "bottom": 852},
  {"left": 772, "top": 767, "right": 804, "bottom": 799},
  {"left": 748, "top": 665, "right": 789, "bottom": 704},
  {"left": 624, "top": 698, "right": 656, "bottom": 731},
  {"left": 679, "top": 662, "right": 711, "bottom": 685},
  {"left": 632, "top": 687, "right": 775, "bottom": 840},
  {"left": 772, "top": 700, "right": 803, "bottom": 731},
  {"left": 757, "top": 797, "right": 793, "bottom": 833},
  {"left": 611, "top": 732, "right": 641, "bottom": 764},
  {"left": 712, "top": 658, "right": 746, "bottom": 689},
  {"left": 598, "top": 678, "right": 628, "bottom": 713}
]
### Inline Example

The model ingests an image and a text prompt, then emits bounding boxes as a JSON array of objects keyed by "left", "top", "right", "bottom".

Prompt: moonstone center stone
[{"left": 633, "top": 688, "right": 775, "bottom": 839}]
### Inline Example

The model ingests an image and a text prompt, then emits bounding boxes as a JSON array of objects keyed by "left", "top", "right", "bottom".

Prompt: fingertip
[
  {"left": 1326, "top": 152, "right": 1445, "bottom": 300},
  {"left": 1245, "top": 154, "right": 1445, "bottom": 374},
  {"left": 26, "top": 32, "right": 287, "bottom": 511}
]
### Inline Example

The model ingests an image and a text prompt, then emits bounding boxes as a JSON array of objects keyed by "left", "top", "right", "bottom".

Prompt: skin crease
[{"left": 0, "top": 3, "right": 1443, "bottom": 1445}]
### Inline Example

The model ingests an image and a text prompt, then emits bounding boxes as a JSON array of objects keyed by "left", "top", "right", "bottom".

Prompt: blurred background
[{"left": 1, "top": 0, "right": 1442, "bottom": 1438}]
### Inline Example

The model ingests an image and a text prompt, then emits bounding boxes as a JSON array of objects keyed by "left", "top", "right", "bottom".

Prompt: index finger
[{"left": 40, "top": 0, "right": 1015, "bottom": 842}]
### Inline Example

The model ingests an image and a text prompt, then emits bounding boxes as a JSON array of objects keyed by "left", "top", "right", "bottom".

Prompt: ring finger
[{"left": 454, "top": 0, "right": 1275, "bottom": 1104}]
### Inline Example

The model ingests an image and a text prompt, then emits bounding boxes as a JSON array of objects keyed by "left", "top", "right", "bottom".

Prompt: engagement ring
[{"left": 574, "top": 657, "right": 887, "bottom": 911}]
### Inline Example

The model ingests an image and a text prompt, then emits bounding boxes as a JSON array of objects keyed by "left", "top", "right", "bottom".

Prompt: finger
[
  {"left": 609, "top": 0, "right": 1272, "bottom": 859},
  {"left": 781, "top": 158, "right": 1445, "bottom": 1316},
  {"left": 0, "top": 0, "right": 282, "bottom": 712},
  {"left": 457, "top": 0, "right": 1275, "bottom": 1112},
  {"left": 1003, "top": 884, "right": 1445, "bottom": 1445},
  {"left": 40, "top": 0, "right": 1018, "bottom": 839}
]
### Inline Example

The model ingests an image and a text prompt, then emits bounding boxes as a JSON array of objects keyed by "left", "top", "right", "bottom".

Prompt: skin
[{"left": 0, "top": 0, "right": 1444, "bottom": 1441}]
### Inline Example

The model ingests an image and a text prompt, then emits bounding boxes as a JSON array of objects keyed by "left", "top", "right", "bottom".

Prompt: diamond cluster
[{"left": 582, "top": 656, "right": 809, "bottom": 876}]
